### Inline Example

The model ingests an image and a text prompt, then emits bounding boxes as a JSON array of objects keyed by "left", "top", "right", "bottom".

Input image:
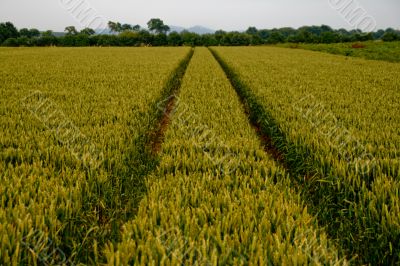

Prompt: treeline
[{"left": 1, "top": 20, "right": 400, "bottom": 47}]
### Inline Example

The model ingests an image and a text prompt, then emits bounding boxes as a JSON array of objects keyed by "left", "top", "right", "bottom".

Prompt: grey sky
[{"left": 0, "top": 0, "right": 399, "bottom": 31}]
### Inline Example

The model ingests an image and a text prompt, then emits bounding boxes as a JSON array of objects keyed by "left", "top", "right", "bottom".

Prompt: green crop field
[
  {"left": 277, "top": 41, "right": 400, "bottom": 63},
  {"left": 0, "top": 46, "right": 399, "bottom": 265},
  {"left": 0, "top": 47, "right": 191, "bottom": 265}
]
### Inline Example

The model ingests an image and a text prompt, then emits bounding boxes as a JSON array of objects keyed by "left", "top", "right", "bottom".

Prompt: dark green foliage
[
  {"left": 3, "top": 20, "right": 400, "bottom": 47},
  {"left": 147, "top": 18, "right": 170, "bottom": 34},
  {"left": 2, "top": 37, "right": 18, "bottom": 47},
  {"left": 80, "top": 28, "right": 96, "bottom": 36},
  {"left": 0, "top": 22, "right": 19, "bottom": 43}
]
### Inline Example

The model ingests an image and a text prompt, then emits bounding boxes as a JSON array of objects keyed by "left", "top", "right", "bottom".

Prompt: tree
[
  {"left": 119, "top": 31, "right": 140, "bottom": 46},
  {"left": 108, "top": 21, "right": 122, "bottom": 33},
  {"left": 137, "top": 29, "right": 152, "bottom": 45},
  {"left": 96, "top": 34, "right": 119, "bottom": 46},
  {"left": 384, "top": 27, "right": 396, "bottom": 34},
  {"left": 201, "top": 34, "right": 218, "bottom": 46},
  {"left": 108, "top": 22, "right": 140, "bottom": 33},
  {"left": 258, "top": 29, "right": 270, "bottom": 40},
  {"left": 320, "top": 24, "right": 333, "bottom": 32},
  {"left": 246, "top": 27, "right": 258, "bottom": 35},
  {"left": 214, "top": 30, "right": 226, "bottom": 44},
  {"left": 180, "top": 30, "right": 199, "bottom": 46},
  {"left": 229, "top": 32, "right": 251, "bottom": 46},
  {"left": 167, "top": 31, "right": 182, "bottom": 46},
  {"left": 153, "top": 33, "right": 168, "bottom": 46},
  {"left": 17, "top": 36, "right": 31, "bottom": 46},
  {"left": 382, "top": 32, "right": 399, "bottom": 42},
  {"left": 267, "top": 31, "right": 285, "bottom": 44},
  {"left": 0, "top": 22, "right": 19, "bottom": 43},
  {"left": 321, "top": 31, "right": 340, "bottom": 43},
  {"left": 65, "top": 26, "right": 78, "bottom": 35},
  {"left": 121, "top": 24, "right": 132, "bottom": 31},
  {"left": 358, "top": 32, "right": 374, "bottom": 42},
  {"left": 35, "top": 31, "right": 57, "bottom": 46},
  {"left": 132, "top": 24, "right": 141, "bottom": 32},
  {"left": 337, "top": 28, "right": 351, "bottom": 42},
  {"left": 74, "top": 34, "right": 90, "bottom": 46},
  {"left": 250, "top": 34, "right": 263, "bottom": 45},
  {"left": 147, "top": 18, "right": 170, "bottom": 34},
  {"left": 373, "top": 29, "right": 385, "bottom": 40},
  {"left": 278, "top": 27, "right": 297, "bottom": 38},
  {"left": 42, "top": 30, "right": 54, "bottom": 37},
  {"left": 2, "top": 37, "right": 18, "bottom": 47},
  {"left": 17, "top": 28, "right": 40, "bottom": 39},
  {"left": 80, "top": 28, "right": 95, "bottom": 35},
  {"left": 108, "top": 21, "right": 117, "bottom": 33},
  {"left": 19, "top": 28, "right": 31, "bottom": 37},
  {"left": 29, "top": 29, "right": 40, "bottom": 38},
  {"left": 287, "top": 29, "right": 316, "bottom": 43}
]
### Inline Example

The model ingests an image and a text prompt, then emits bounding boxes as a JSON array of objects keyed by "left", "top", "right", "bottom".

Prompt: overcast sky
[{"left": 0, "top": 0, "right": 399, "bottom": 32}]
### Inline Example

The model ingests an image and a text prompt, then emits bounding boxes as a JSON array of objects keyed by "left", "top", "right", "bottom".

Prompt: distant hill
[
  {"left": 169, "top": 26, "right": 186, "bottom": 33},
  {"left": 96, "top": 28, "right": 114, "bottom": 35},
  {"left": 170, "top": 25, "right": 215, "bottom": 35},
  {"left": 52, "top": 32, "right": 66, "bottom": 37},
  {"left": 187, "top": 26, "right": 215, "bottom": 34}
]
